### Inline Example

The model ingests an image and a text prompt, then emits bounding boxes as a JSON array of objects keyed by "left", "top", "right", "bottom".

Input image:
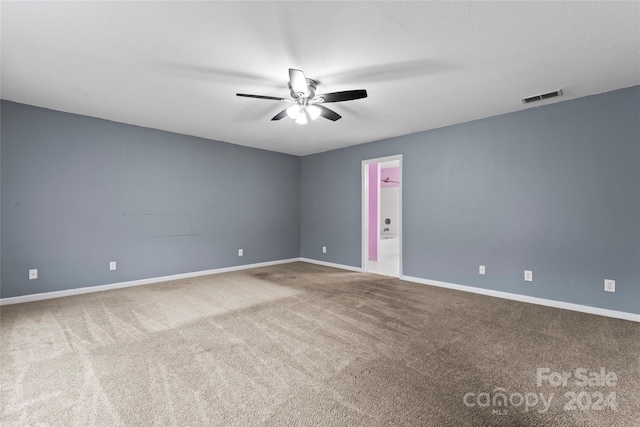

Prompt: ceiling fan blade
[
  {"left": 271, "top": 109, "right": 288, "bottom": 121},
  {"left": 315, "top": 89, "right": 367, "bottom": 103},
  {"left": 317, "top": 105, "right": 341, "bottom": 121},
  {"left": 237, "top": 93, "right": 285, "bottom": 101},
  {"left": 289, "top": 68, "right": 308, "bottom": 95}
]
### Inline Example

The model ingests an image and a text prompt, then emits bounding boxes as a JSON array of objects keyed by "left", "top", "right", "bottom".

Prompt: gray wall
[
  {"left": 3, "top": 87, "right": 639, "bottom": 315},
  {"left": 1, "top": 101, "right": 300, "bottom": 298},
  {"left": 301, "top": 86, "right": 640, "bottom": 314}
]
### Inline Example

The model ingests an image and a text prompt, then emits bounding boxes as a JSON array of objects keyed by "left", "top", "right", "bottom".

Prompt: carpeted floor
[{"left": 1, "top": 262, "right": 638, "bottom": 426}]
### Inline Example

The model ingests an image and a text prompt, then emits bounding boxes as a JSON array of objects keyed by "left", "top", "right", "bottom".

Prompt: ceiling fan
[
  {"left": 236, "top": 68, "right": 367, "bottom": 124},
  {"left": 381, "top": 177, "right": 399, "bottom": 184}
]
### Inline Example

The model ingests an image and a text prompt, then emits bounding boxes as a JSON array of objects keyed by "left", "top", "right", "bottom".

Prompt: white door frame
[{"left": 361, "top": 154, "right": 403, "bottom": 276}]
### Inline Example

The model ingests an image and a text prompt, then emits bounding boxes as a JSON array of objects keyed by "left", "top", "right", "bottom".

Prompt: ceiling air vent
[{"left": 522, "top": 89, "right": 563, "bottom": 104}]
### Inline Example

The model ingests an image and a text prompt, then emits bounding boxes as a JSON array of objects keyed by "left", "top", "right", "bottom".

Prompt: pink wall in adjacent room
[
  {"left": 380, "top": 167, "right": 400, "bottom": 188},
  {"left": 368, "top": 163, "right": 380, "bottom": 261}
]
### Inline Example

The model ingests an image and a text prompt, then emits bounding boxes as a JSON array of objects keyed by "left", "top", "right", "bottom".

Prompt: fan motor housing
[{"left": 289, "top": 78, "right": 318, "bottom": 99}]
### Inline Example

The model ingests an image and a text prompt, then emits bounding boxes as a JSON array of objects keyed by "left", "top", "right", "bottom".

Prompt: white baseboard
[
  {"left": 401, "top": 275, "right": 640, "bottom": 323},
  {"left": 0, "top": 258, "right": 300, "bottom": 306},
  {"left": 3, "top": 259, "right": 636, "bottom": 323},
  {"left": 298, "top": 257, "right": 363, "bottom": 273}
]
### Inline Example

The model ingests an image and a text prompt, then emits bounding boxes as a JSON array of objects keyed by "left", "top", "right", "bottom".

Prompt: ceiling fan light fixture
[
  {"left": 295, "top": 110, "right": 308, "bottom": 125},
  {"left": 307, "top": 104, "right": 321, "bottom": 120},
  {"left": 286, "top": 105, "right": 299, "bottom": 119},
  {"left": 237, "top": 68, "right": 367, "bottom": 123}
]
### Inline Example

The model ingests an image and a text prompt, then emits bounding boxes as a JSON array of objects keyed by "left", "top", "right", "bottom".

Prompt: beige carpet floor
[{"left": 1, "top": 262, "right": 638, "bottom": 426}]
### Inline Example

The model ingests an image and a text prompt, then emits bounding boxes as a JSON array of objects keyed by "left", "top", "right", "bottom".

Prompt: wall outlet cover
[
  {"left": 479, "top": 265, "right": 485, "bottom": 275},
  {"left": 109, "top": 261, "right": 117, "bottom": 271},
  {"left": 322, "top": 246, "right": 327, "bottom": 253},
  {"left": 29, "top": 269, "right": 38, "bottom": 280},
  {"left": 524, "top": 270, "right": 533, "bottom": 282},
  {"left": 604, "top": 279, "right": 615, "bottom": 293},
  {"left": 238, "top": 249, "right": 243, "bottom": 256}
]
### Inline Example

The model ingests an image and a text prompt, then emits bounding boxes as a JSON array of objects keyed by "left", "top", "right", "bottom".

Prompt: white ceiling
[{"left": 2, "top": 2, "right": 639, "bottom": 156}]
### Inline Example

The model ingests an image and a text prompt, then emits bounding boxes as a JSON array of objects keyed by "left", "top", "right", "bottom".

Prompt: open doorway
[{"left": 362, "top": 155, "right": 402, "bottom": 277}]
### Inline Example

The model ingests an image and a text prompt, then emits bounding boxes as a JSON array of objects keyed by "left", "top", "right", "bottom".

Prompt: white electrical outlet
[
  {"left": 322, "top": 246, "right": 327, "bottom": 254},
  {"left": 524, "top": 270, "right": 533, "bottom": 282},
  {"left": 238, "top": 249, "right": 243, "bottom": 256},
  {"left": 604, "top": 279, "right": 615, "bottom": 293},
  {"left": 29, "top": 269, "right": 38, "bottom": 280},
  {"left": 479, "top": 265, "right": 485, "bottom": 275},
  {"left": 109, "top": 261, "right": 117, "bottom": 271}
]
